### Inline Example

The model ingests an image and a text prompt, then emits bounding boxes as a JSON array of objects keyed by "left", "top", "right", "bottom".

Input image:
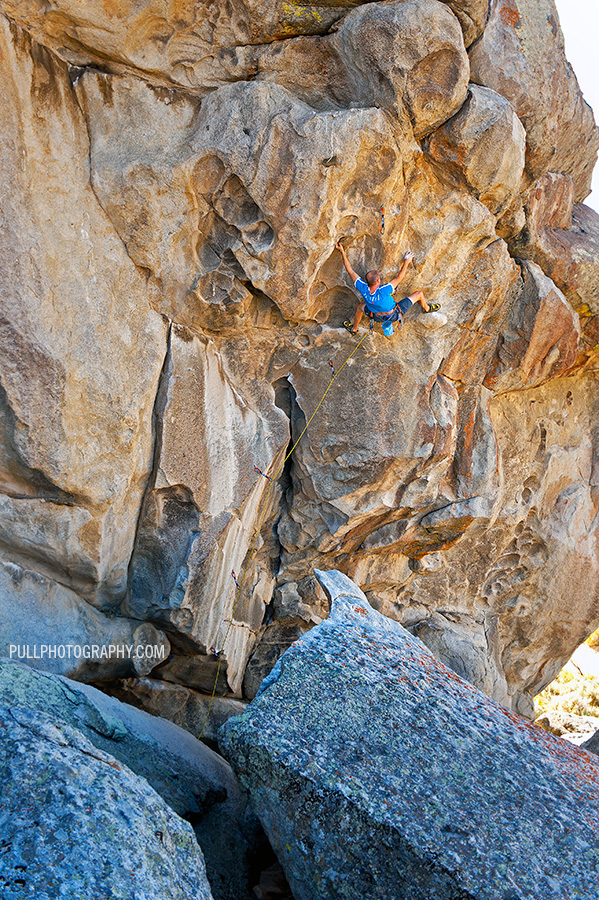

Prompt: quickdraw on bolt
[
  {"left": 379, "top": 206, "right": 385, "bottom": 235},
  {"left": 231, "top": 570, "right": 240, "bottom": 589},
  {"left": 328, "top": 360, "right": 336, "bottom": 377},
  {"left": 209, "top": 647, "right": 223, "bottom": 659},
  {"left": 254, "top": 466, "right": 272, "bottom": 482}
]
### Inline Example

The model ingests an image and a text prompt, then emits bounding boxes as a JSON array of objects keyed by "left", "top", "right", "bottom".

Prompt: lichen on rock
[{"left": 220, "top": 569, "right": 599, "bottom": 900}]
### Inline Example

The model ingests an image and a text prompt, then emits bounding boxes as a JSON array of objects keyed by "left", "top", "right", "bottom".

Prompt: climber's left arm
[{"left": 389, "top": 251, "right": 414, "bottom": 290}]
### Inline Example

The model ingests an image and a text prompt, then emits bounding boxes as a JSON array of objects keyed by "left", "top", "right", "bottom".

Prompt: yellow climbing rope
[{"left": 198, "top": 326, "right": 371, "bottom": 738}]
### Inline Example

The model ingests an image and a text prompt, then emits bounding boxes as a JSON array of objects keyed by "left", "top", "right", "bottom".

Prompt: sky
[{"left": 554, "top": 0, "right": 599, "bottom": 211}]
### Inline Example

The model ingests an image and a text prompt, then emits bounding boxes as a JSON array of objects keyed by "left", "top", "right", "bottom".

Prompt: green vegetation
[{"left": 535, "top": 628, "right": 599, "bottom": 719}]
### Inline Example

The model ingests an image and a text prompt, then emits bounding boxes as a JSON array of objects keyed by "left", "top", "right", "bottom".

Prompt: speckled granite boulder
[
  {"left": 220, "top": 569, "right": 599, "bottom": 900},
  {"left": 0, "top": 704, "right": 213, "bottom": 900},
  {"left": 0, "top": 659, "right": 258, "bottom": 900},
  {"left": 0, "top": 658, "right": 237, "bottom": 821},
  {"left": 581, "top": 727, "right": 599, "bottom": 756}
]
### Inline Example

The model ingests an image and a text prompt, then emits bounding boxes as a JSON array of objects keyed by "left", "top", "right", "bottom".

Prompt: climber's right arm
[{"left": 336, "top": 241, "right": 360, "bottom": 284}]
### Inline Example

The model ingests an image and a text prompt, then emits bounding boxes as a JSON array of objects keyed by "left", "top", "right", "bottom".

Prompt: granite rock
[
  {"left": 109, "top": 675, "right": 247, "bottom": 745},
  {"left": 0, "top": 704, "right": 214, "bottom": 900},
  {"left": 0, "top": 0, "right": 599, "bottom": 725},
  {"left": 0, "top": 0, "right": 366, "bottom": 88},
  {"left": 440, "top": 0, "right": 489, "bottom": 46},
  {"left": 509, "top": 177, "right": 599, "bottom": 314},
  {"left": 483, "top": 260, "right": 580, "bottom": 393},
  {"left": 0, "top": 560, "right": 170, "bottom": 681},
  {"left": 249, "top": 0, "right": 470, "bottom": 138},
  {"left": 582, "top": 727, "right": 599, "bottom": 756},
  {"left": 0, "top": 15, "right": 167, "bottom": 608},
  {"left": 427, "top": 84, "right": 526, "bottom": 215},
  {"left": 469, "top": 0, "right": 599, "bottom": 198},
  {"left": 0, "top": 658, "right": 259, "bottom": 900},
  {"left": 220, "top": 570, "right": 599, "bottom": 900}
]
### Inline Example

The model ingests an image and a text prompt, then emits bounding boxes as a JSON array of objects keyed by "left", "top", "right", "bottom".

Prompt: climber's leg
[
  {"left": 352, "top": 300, "right": 366, "bottom": 332},
  {"left": 408, "top": 291, "right": 440, "bottom": 313}
]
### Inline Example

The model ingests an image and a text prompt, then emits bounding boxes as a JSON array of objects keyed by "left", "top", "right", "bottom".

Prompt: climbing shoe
[
  {"left": 424, "top": 303, "right": 441, "bottom": 313},
  {"left": 343, "top": 320, "right": 358, "bottom": 335}
]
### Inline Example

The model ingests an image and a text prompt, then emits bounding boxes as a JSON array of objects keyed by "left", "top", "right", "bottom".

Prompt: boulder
[
  {"left": 509, "top": 177, "right": 599, "bottom": 314},
  {"left": 536, "top": 709, "right": 599, "bottom": 744},
  {"left": 469, "top": 0, "right": 599, "bottom": 197},
  {"left": 427, "top": 84, "right": 526, "bottom": 214},
  {"left": 484, "top": 261, "right": 580, "bottom": 393},
  {"left": 440, "top": 0, "right": 489, "bottom": 46},
  {"left": 109, "top": 675, "right": 247, "bottom": 744},
  {"left": 0, "top": 560, "right": 170, "bottom": 681},
  {"left": 220, "top": 569, "right": 599, "bottom": 900},
  {"left": 0, "top": 705, "right": 213, "bottom": 900},
  {"left": 582, "top": 728, "right": 599, "bottom": 756},
  {"left": 0, "top": 658, "right": 238, "bottom": 817},
  {"left": 252, "top": 0, "right": 470, "bottom": 137},
  {"left": 243, "top": 619, "right": 312, "bottom": 700},
  {"left": 0, "top": 659, "right": 259, "bottom": 900}
]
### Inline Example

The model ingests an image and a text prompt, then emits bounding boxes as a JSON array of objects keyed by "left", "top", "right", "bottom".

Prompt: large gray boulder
[
  {"left": 0, "top": 660, "right": 259, "bottom": 900},
  {"left": 0, "top": 560, "right": 170, "bottom": 681},
  {"left": 581, "top": 727, "right": 599, "bottom": 756},
  {"left": 0, "top": 703, "right": 213, "bottom": 900},
  {"left": 220, "top": 569, "right": 599, "bottom": 900}
]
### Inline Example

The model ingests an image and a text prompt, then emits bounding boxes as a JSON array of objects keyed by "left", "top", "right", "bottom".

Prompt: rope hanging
[{"left": 198, "top": 328, "right": 371, "bottom": 738}]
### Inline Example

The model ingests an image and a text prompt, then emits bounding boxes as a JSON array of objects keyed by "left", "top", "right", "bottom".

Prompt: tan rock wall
[
  {"left": 0, "top": 15, "right": 167, "bottom": 606},
  {"left": 1, "top": 0, "right": 599, "bottom": 714},
  {"left": 469, "top": 0, "right": 598, "bottom": 200}
]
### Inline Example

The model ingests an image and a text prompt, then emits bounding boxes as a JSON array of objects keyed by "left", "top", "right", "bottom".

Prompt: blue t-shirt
[{"left": 354, "top": 277, "right": 395, "bottom": 313}]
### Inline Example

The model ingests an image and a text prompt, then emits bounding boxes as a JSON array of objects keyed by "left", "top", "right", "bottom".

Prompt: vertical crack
[
  {"left": 123, "top": 321, "right": 173, "bottom": 615},
  {"left": 268, "top": 376, "right": 307, "bottom": 585}
]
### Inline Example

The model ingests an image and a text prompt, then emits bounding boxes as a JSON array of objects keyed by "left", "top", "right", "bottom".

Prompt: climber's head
[{"left": 366, "top": 270, "right": 380, "bottom": 289}]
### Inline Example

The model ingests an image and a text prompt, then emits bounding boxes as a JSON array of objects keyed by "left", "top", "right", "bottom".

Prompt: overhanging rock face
[{"left": 220, "top": 570, "right": 599, "bottom": 900}]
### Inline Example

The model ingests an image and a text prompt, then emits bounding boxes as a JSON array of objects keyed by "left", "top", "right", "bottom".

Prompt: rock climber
[{"left": 336, "top": 240, "right": 440, "bottom": 337}]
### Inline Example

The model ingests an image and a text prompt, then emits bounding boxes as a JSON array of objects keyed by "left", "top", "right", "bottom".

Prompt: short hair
[{"left": 366, "top": 270, "right": 380, "bottom": 287}]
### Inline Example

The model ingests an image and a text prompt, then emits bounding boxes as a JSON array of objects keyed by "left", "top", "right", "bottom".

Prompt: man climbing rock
[{"left": 336, "top": 241, "right": 440, "bottom": 337}]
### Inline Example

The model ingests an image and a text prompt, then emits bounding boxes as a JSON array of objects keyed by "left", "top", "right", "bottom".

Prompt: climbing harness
[
  {"left": 379, "top": 206, "right": 385, "bottom": 235},
  {"left": 366, "top": 300, "right": 404, "bottom": 336},
  {"left": 367, "top": 305, "right": 403, "bottom": 328},
  {"left": 198, "top": 327, "right": 371, "bottom": 738}
]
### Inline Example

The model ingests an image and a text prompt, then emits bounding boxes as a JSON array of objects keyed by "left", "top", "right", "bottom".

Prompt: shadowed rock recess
[{"left": 1, "top": 0, "right": 599, "bottom": 892}]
